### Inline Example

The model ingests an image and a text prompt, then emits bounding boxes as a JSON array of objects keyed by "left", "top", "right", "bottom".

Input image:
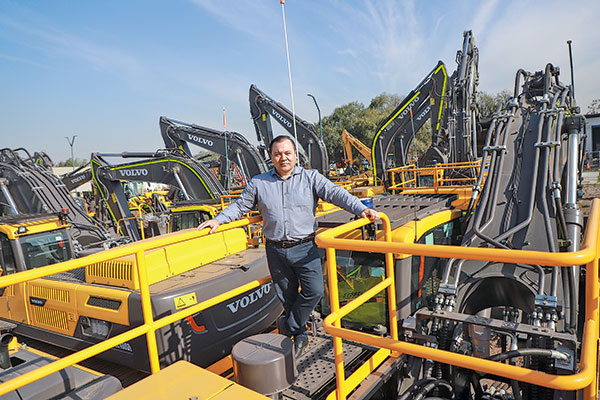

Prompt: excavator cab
[
  {"left": 0, "top": 214, "right": 73, "bottom": 273},
  {"left": 168, "top": 204, "right": 217, "bottom": 233}
]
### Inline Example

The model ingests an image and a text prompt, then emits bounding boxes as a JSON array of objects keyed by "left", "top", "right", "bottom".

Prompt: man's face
[{"left": 270, "top": 138, "right": 297, "bottom": 176}]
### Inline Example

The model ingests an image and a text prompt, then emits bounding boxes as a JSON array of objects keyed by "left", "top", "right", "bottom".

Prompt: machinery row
[{"left": 0, "top": 30, "right": 595, "bottom": 400}]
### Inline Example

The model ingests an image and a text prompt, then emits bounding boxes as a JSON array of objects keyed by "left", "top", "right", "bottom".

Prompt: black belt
[{"left": 267, "top": 233, "right": 316, "bottom": 249}]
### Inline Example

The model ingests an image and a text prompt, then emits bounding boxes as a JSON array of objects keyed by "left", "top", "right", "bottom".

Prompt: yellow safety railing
[
  {"left": 219, "top": 189, "right": 245, "bottom": 210},
  {"left": 115, "top": 203, "right": 147, "bottom": 239},
  {"left": 315, "top": 199, "right": 600, "bottom": 400},
  {"left": 218, "top": 193, "right": 263, "bottom": 242},
  {"left": 332, "top": 173, "right": 379, "bottom": 190},
  {"left": 0, "top": 215, "right": 268, "bottom": 396},
  {"left": 387, "top": 160, "right": 482, "bottom": 193}
]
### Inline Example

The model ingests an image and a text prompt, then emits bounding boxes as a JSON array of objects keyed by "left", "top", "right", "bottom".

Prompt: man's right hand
[{"left": 197, "top": 218, "right": 220, "bottom": 234}]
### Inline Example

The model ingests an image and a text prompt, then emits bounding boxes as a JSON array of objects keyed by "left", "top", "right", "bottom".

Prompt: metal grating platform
[
  {"left": 317, "top": 193, "right": 456, "bottom": 230},
  {"left": 282, "top": 330, "right": 370, "bottom": 400}
]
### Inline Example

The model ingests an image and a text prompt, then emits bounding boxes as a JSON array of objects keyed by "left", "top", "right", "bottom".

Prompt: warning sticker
[{"left": 173, "top": 293, "right": 198, "bottom": 310}]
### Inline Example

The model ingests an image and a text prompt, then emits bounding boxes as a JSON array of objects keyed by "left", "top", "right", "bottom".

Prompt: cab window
[
  {"left": 0, "top": 233, "right": 17, "bottom": 275},
  {"left": 170, "top": 211, "right": 212, "bottom": 232},
  {"left": 19, "top": 230, "right": 72, "bottom": 269}
]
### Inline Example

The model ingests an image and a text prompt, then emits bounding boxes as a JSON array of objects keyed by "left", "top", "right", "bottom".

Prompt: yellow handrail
[
  {"left": 0, "top": 215, "right": 265, "bottom": 396},
  {"left": 387, "top": 160, "right": 482, "bottom": 193},
  {"left": 315, "top": 200, "right": 600, "bottom": 399}
]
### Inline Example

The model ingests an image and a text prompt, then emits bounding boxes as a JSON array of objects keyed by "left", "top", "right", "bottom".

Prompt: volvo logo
[
  {"left": 226, "top": 282, "right": 272, "bottom": 313},
  {"left": 271, "top": 110, "right": 292, "bottom": 128},
  {"left": 416, "top": 105, "right": 431, "bottom": 121},
  {"left": 70, "top": 175, "right": 87, "bottom": 184},
  {"left": 187, "top": 134, "right": 213, "bottom": 147},
  {"left": 29, "top": 297, "right": 47, "bottom": 307},
  {"left": 399, "top": 95, "right": 420, "bottom": 120},
  {"left": 114, "top": 342, "right": 133, "bottom": 352},
  {"left": 118, "top": 169, "right": 148, "bottom": 177}
]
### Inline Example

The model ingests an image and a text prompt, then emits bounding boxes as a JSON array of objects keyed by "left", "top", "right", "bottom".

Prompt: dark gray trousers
[{"left": 265, "top": 240, "right": 324, "bottom": 340}]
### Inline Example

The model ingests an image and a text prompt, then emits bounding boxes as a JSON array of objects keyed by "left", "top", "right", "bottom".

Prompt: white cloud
[
  {"left": 334, "top": 66, "right": 352, "bottom": 77},
  {"left": 470, "top": 0, "right": 501, "bottom": 39},
  {"left": 322, "top": 0, "right": 430, "bottom": 92},
  {"left": 337, "top": 48, "right": 358, "bottom": 58},
  {"left": 0, "top": 53, "right": 47, "bottom": 69},
  {"left": 190, "top": 0, "right": 281, "bottom": 45}
]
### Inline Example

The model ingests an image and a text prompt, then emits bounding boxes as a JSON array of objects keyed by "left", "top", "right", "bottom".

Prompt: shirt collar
[{"left": 271, "top": 166, "right": 303, "bottom": 179}]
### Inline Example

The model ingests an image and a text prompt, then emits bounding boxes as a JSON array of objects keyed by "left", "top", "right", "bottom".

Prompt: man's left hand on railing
[
  {"left": 197, "top": 218, "right": 220, "bottom": 234},
  {"left": 360, "top": 208, "right": 380, "bottom": 222}
]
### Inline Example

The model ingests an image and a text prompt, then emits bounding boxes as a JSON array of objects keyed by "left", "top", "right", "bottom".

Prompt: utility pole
[
  {"left": 65, "top": 135, "right": 77, "bottom": 171},
  {"left": 223, "top": 108, "right": 230, "bottom": 193},
  {"left": 307, "top": 93, "right": 322, "bottom": 140}
]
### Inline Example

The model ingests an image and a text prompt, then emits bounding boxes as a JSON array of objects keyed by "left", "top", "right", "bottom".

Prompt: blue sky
[{"left": 1, "top": 0, "right": 598, "bottom": 163}]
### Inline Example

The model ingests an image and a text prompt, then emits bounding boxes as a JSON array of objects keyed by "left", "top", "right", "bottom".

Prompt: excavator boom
[
  {"left": 91, "top": 150, "right": 225, "bottom": 241},
  {"left": 249, "top": 84, "right": 329, "bottom": 175},
  {"left": 341, "top": 129, "right": 372, "bottom": 166},
  {"left": 0, "top": 148, "right": 111, "bottom": 249},
  {"left": 371, "top": 61, "right": 448, "bottom": 185},
  {"left": 159, "top": 116, "right": 268, "bottom": 185}
]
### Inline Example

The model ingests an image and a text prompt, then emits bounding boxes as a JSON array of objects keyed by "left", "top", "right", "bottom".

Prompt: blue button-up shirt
[{"left": 215, "top": 167, "right": 367, "bottom": 241}]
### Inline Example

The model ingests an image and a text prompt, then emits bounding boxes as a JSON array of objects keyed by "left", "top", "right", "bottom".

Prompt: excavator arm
[
  {"left": 159, "top": 116, "right": 268, "bottom": 185},
  {"left": 0, "top": 148, "right": 111, "bottom": 248},
  {"left": 91, "top": 150, "right": 225, "bottom": 241},
  {"left": 249, "top": 84, "right": 329, "bottom": 175},
  {"left": 371, "top": 61, "right": 448, "bottom": 185},
  {"left": 61, "top": 166, "right": 93, "bottom": 191},
  {"left": 446, "top": 30, "right": 480, "bottom": 164},
  {"left": 341, "top": 129, "right": 372, "bottom": 167}
]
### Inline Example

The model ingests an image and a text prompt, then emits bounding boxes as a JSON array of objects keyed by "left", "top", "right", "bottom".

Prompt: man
[{"left": 197, "top": 135, "right": 379, "bottom": 357}]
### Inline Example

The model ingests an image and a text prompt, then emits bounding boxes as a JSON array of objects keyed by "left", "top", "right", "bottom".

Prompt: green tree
[
  {"left": 57, "top": 158, "right": 87, "bottom": 167},
  {"left": 318, "top": 89, "right": 515, "bottom": 168},
  {"left": 478, "top": 89, "right": 512, "bottom": 119},
  {"left": 320, "top": 93, "right": 403, "bottom": 163},
  {"left": 588, "top": 98, "right": 600, "bottom": 114}
]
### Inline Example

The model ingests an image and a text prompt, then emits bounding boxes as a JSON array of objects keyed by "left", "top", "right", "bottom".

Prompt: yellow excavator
[
  {"left": 341, "top": 129, "right": 372, "bottom": 169},
  {"left": 0, "top": 205, "right": 280, "bottom": 374}
]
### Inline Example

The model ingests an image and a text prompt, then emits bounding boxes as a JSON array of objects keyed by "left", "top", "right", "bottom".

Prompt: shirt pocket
[{"left": 288, "top": 186, "right": 314, "bottom": 210}]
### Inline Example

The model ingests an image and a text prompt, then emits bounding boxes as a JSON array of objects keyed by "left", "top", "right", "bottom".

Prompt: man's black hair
[{"left": 269, "top": 135, "right": 296, "bottom": 153}]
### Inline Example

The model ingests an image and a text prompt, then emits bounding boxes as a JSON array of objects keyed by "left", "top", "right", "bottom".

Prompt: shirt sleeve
[
  {"left": 312, "top": 171, "right": 367, "bottom": 215},
  {"left": 215, "top": 179, "right": 258, "bottom": 224}
]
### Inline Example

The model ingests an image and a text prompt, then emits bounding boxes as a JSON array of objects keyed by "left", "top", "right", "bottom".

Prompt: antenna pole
[
  {"left": 567, "top": 40, "right": 576, "bottom": 106},
  {"left": 280, "top": 0, "right": 299, "bottom": 165},
  {"left": 223, "top": 107, "right": 230, "bottom": 193}
]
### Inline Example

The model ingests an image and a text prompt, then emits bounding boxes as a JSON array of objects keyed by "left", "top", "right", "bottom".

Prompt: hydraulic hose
[
  {"left": 413, "top": 379, "right": 455, "bottom": 400},
  {"left": 486, "top": 348, "right": 569, "bottom": 363},
  {"left": 422, "top": 398, "right": 452, "bottom": 400},
  {"left": 491, "top": 98, "right": 545, "bottom": 244},
  {"left": 513, "top": 69, "right": 528, "bottom": 99},
  {"left": 0, "top": 333, "right": 13, "bottom": 370},
  {"left": 0, "top": 179, "right": 19, "bottom": 214},
  {"left": 511, "top": 380, "right": 523, "bottom": 400},
  {"left": 464, "top": 98, "right": 506, "bottom": 218},
  {"left": 551, "top": 89, "right": 569, "bottom": 239},
  {"left": 397, "top": 377, "right": 438, "bottom": 400},
  {"left": 538, "top": 90, "right": 562, "bottom": 298},
  {"left": 471, "top": 98, "right": 519, "bottom": 245}
]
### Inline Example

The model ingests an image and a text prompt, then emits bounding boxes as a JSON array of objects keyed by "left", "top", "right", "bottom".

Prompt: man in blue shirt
[{"left": 198, "top": 135, "right": 379, "bottom": 357}]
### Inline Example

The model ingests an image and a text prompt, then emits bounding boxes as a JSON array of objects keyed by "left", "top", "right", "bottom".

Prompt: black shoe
[
  {"left": 277, "top": 315, "right": 291, "bottom": 337},
  {"left": 294, "top": 337, "right": 308, "bottom": 358}
]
